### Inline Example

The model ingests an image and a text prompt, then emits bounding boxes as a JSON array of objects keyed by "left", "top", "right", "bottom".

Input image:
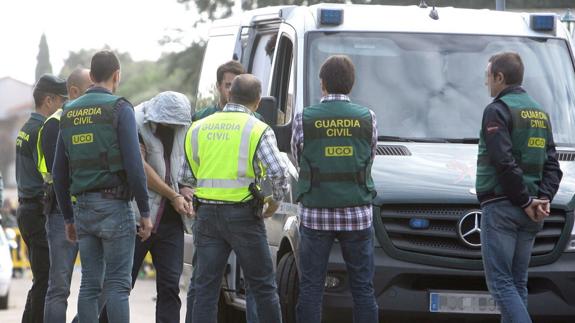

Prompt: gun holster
[
  {"left": 249, "top": 183, "right": 265, "bottom": 219},
  {"left": 43, "top": 183, "right": 56, "bottom": 216},
  {"left": 192, "top": 195, "right": 201, "bottom": 212}
]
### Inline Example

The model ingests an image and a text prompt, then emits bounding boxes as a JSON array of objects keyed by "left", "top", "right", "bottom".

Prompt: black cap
[{"left": 34, "top": 74, "right": 68, "bottom": 97}]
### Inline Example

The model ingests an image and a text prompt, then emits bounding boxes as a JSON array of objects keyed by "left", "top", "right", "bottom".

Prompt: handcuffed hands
[
  {"left": 524, "top": 198, "right": 550, "bottom": 222},
  {"left": 179, "top": 186, "right": 195, "bottom": 218}
]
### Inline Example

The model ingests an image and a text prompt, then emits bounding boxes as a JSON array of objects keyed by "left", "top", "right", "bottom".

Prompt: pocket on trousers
[
  {"left": 225, "top": 210, "right": 265, "bottom": 246},
  {"left": 97, "top": 200, "right": 134, "bottom": 239},
  {"left": 194, "top": 209, "right": 219, "bottom": 243},
  {"left": 524, "top": 217, "right": 544, "bottom": 233}
]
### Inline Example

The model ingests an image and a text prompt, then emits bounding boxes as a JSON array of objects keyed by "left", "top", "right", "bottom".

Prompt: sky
[{"left": 0, "top": 0, "right": 203, "bottom": 85}]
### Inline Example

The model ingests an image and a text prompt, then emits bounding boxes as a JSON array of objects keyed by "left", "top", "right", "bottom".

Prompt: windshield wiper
[
  {"left": 378, "top": 136, "right": 449, "bottom": 143},
  {"left": 377, "top": 135, "right": 411, "bottom": 142},
  {"left": 445, "top": 138, "right": 479, "bottom": 144}
]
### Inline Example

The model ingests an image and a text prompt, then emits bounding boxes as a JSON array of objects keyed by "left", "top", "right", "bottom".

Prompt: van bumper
[{"left": 321, "top": 246, "right": 575, "bottom": 322}]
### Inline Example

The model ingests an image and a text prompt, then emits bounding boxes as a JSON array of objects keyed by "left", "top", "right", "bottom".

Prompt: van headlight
[{"left": 565, "top": 224, "right": 575, "bottom": 252}]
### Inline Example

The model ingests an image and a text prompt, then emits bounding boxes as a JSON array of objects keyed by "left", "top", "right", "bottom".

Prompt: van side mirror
[{"left": 258, "top": 96, "right": 278, "bottom": 125}]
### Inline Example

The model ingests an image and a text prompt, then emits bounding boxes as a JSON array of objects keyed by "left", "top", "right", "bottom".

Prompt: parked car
[{"left": 0, "top": 219, "right": 14, "bottom": 310}]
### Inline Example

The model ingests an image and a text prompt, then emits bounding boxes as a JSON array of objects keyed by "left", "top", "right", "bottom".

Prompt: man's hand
[
  {"left": 179, "top": 186, "right": 195, "bottom": 218},
  {"left": 536, "top": 198, "right": 551, "bottom": 219},
  {"left": 65, "top": 223, "right": 77, "bottom": 243},
  {"left": 171, "top": 195, "right": 190, "bottom": 216},
  {"left": 186, "top": 203, "right": 196, "bottom": 218},
  {"left": 262, "top": 196, "right": 280, "bottom": 218},
  {"left": 524, "top": 199, "right": 549, "bottom": 222},
  {"left": 138, "top": 217, "right": 153, "bottom": 241},
  {"left": 180, "top": 186, "right": 194, "bottom": 201}
]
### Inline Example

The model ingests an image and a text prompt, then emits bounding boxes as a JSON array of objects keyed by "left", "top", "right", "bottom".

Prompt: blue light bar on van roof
[
  {"left": 530, "top": 14, "right": 556, "bottom": 32},
  {"left": 319, "top": 8, "right": 343, "bottom": 26}
]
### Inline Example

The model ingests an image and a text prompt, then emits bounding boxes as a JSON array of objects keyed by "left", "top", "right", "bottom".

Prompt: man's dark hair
[
  {"left": 229, "top": 74, "right": 261, "bottom": 106},
  {"left": 319, "top": 55, "right": 355, "bottom": 94},
  {"left": 265, "top": 34, "right": 278, "bottom": 57},
  {"left": 90, "top": 50, "right": 120, "bottom": 83},
  {"left": 489, "top": 52, "right": 524, "bottom": 86},
  {"left": 216, "top": 60, "right": 245, "bottom": 84},
  {"left": 33, "top": 91, "right": 49, "bottom": 108}
]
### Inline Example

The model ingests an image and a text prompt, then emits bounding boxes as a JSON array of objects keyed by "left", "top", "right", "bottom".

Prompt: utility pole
[{"left": 495, "top": 0, "right": 506, "bottom": 11}]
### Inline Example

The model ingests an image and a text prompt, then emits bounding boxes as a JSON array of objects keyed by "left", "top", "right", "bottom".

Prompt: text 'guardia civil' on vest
[
  {"left": 314, "top": 119, "right": 361, "bottom": 137},
  {"left": 67, "top": 107, "right": 102, "bottom": 125},
  {"left": 16, "top": 130, "right": 30, "bottom": 147}
]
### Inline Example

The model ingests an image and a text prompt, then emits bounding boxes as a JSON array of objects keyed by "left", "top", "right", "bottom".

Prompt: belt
[
  {"left": 195, "top": 197, "right": 254, "bottom": 207},
  {"left": 79, "top": 185, "right": 132, "bottom": 200}
]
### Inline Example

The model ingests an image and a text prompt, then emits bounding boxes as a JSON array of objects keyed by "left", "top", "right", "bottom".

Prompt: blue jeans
[
  {"left": 191, "top": 203, "right": 281, "bottom": 323},
  {"left": 186, "top": 246, "right": 259, "bottom": 323},
  {"left": 296, "top": 225, "right": 378, "bottom": 323},
  {"left": 44, "top": 210, "right": 107, "bottom": 323},
  {"left": 132, "top": 217, "right": 184, "bottom": 323},
  {"left": 481, "top": 200, "right": 543, "bottom": 323},
  {"left": 44, "top": 211, "right": 79, "bottom": 323},
  {"left": 74, "top": 193, "right": 136, "bottom": 323}
]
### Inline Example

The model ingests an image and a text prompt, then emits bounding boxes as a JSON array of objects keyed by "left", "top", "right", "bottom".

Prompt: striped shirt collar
[
  {"left": 320, "top": 94, "right": 351, "bottom": 103},
  {"left": 222, "top": 103, "right": 253, "bottom": 114}
]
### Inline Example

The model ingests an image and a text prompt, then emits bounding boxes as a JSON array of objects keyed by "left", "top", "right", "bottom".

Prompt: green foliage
[
  {"left": 35, "top": 34, "right": 53, "bottom": 82},
  {"left": 58, "top": 43, "right": 206, "bottom": 106}
]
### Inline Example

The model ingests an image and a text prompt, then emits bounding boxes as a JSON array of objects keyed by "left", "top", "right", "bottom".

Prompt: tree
[
  {"left": 58, "top": 44, "right": 205, "bottom": 106},
  {"left": 35, "top": 33, "right": 53, "bottom": 82}
]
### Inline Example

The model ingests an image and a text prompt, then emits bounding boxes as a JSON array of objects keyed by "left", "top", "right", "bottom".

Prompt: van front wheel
[{"left": 277, "top": 251, "right": 298, "bottom": 323}]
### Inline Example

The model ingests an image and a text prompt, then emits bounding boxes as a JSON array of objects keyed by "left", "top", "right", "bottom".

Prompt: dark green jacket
[
  {"left": 16, "top": 113, "right": 46, "bottom": 199},
  {"left": 476, "top": 86, "right": 562, "bottom": 206},
  {"left": 296, "top": 101, "right": 376, "bottom": 208},
  {"left": 60, "top": 92, "right": 125, "bottom": 195}
]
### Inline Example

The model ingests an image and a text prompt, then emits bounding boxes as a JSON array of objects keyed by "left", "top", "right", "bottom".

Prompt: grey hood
[{"left": 138, "top": 91, "right": 191, "bottom": 126}]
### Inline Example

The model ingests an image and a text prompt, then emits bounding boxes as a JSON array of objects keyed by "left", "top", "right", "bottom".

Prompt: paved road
[{"left": 2, "top": 268, "right": 189, "bottom": 323}]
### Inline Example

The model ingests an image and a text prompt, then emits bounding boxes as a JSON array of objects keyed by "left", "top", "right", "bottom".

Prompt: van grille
[
  {"left": 380, "top": 205, "right": 565, "bottom": 260},
  {"left": 376, "top": 145, "right": 411, "bottom": 156},
  {"left": 556, "top": 150, "right": 575, "bottom": 161}
]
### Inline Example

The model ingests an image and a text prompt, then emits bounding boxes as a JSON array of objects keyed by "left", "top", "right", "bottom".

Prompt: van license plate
[{"left": 429, "top": 291, "right": 500, "bottom": 314}]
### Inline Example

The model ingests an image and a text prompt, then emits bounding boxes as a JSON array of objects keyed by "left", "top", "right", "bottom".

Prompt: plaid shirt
[
  {"left": 178, "top": 103, "right": 289, "bottom": 203},
  {"left": 291, "top": 94, "right": 378, "bottom": 231}
]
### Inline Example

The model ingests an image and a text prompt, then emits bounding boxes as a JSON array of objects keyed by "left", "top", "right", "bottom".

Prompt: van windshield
[{"left": 305, "top": 32, "right": 575, "bottom": 145}]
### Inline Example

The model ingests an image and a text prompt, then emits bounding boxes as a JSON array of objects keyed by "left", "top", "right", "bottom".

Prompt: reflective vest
[
  {"left": 60, "top": 92, "right": 126, "bottom": 195},
  {"left": 36, "top": 109, "right": 62, "bottom": 184},
  {"left": 184, "top": 112, "right": 268, "bottom": 202},
  {"left": 476, "top": 92, "right": 549, "bottom": 196},
  {"left": 296, "top": 101, "right": 376, "bottom": 208}
]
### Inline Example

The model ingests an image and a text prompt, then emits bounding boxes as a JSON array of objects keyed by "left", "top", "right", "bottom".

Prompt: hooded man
[{"left": 132, "top": 91, "right": 194, "bottom": 323}]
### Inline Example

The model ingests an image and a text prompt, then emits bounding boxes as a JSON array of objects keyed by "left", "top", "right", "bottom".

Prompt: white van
[{"left": 186, "top": 4, "right": 575, "bottom": 322}]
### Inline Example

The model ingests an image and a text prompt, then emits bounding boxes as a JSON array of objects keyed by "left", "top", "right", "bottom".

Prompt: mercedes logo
[{"left": 457, "top": 210, "right": 482, "bottom": 248}]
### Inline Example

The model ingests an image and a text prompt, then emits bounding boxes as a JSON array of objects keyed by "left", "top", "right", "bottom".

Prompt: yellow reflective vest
[
  {"left": 184, "top": 112, "right": 268, "bottom": 202},
  {"left": 36, "top": 109, "right": 63, "bottom": 184}
]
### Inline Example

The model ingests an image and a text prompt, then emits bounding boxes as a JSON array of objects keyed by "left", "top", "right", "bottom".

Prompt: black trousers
[
  {"left": 131, "top": 217, "right": 184, "bottom": 323},
  {"left": 17, "top": 200, "right": 50, "bottom": 323}
]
